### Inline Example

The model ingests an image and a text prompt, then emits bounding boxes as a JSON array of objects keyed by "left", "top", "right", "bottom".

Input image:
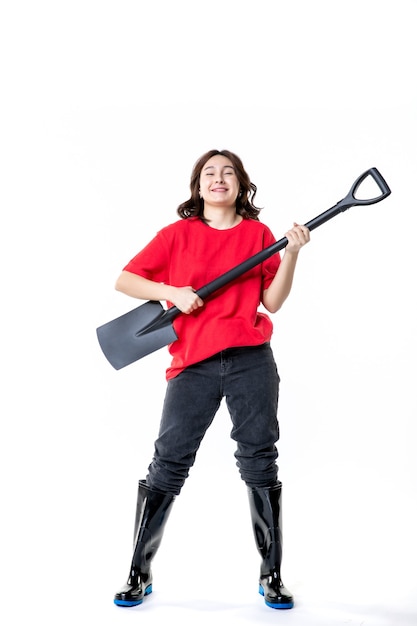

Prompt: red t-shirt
[{"left": 123, "top": 217, "right": 281, "bottom": 379}]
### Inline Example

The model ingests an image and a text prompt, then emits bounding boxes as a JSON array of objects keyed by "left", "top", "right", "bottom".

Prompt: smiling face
[{"left": 199, "top": 154, "right": 240, "bottom": 210}]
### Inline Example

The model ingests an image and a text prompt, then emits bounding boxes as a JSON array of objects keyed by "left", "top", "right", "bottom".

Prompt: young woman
[{"left": 113, "top": 149, "right": 310, "bottom": 609}]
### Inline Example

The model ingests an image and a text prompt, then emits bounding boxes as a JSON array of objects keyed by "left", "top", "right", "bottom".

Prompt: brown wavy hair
[{"left": 177, "top": 149, "right": 262, "bottom": 221}]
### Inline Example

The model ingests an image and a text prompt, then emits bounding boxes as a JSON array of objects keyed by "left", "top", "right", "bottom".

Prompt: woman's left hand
[{"left": 285, "top": 222, "right": 310, "bottom": 253}]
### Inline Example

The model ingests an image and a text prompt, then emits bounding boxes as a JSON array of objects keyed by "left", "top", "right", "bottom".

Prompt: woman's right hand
[{"left": 170, "top": 286, "right": 204, "bottom": 314}]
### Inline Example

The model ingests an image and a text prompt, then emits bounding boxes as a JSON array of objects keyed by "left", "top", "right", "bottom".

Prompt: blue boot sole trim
[
  {"left": 259, "top": 584, "right": 294, "bottom": 610},
  {"left": 114, "top": 598, "right": 143, "bottom": 607},
  {"left": 265, "top": 600, "right": 294, "bottom": 610},
  {"left": 114, "top": 585, "right": 152, "bottom": 607}
]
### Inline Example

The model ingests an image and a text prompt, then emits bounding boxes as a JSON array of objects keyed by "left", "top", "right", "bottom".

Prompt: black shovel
[{"left": 97, "top": 167, "right": 391, "bottom": 370}]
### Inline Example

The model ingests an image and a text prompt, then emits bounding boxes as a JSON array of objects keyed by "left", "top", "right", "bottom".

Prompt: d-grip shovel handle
[
  {"left": 137, "top": 168, "right": 390, "bottom": 334},
  {"left": 305, "top": 166, "right": 391, "bottom": 231}
]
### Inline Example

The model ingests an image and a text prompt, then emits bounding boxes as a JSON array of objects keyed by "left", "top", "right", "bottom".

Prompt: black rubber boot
[
  {"left": 114, "top": 480, "right": 175, "bottom": 607},
  {"left": 248, "top": 482, "right": 294, "bottom": 609}
]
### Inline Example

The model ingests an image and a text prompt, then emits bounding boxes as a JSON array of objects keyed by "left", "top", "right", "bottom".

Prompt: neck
[{"left": 203, "top": 206, "right": 242, "bottom": 230}]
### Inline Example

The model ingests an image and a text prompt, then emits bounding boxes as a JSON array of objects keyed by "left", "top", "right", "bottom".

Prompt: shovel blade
[{"left": 96, "top": 300, "right": 178, "bottom": 370}]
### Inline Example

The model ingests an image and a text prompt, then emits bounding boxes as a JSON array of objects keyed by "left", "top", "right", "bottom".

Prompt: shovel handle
[{"left": 160, "top": 167, "right": 391, "bottom": 323}]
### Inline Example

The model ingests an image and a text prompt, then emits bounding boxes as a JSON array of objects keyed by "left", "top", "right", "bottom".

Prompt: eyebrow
[{"left": 203, "top": 165, "right": 235, "bottom": 171}]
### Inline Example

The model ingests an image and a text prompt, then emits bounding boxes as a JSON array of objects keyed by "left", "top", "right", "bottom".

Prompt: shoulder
[
  {"left": 155, "top": 217, "right": 196, "bottom": 239},
  {"left": 241, "top": 217, "right": 276, "bottom": 239},
  {"left": 158, "top": 217, "right": 200, "bottom": 235}
]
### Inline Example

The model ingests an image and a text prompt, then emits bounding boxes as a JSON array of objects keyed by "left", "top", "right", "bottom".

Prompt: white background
[{"left": 1, "top": 1, "right": 416, "bottom": 625}]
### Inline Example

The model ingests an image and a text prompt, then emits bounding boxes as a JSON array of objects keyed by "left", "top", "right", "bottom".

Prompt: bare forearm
[
  {"left": 115, "top": 270, "right": 204, "bottom": 314},
  {"left": 262, "top": 250, "right": 299, "bottom": 313},
  {"left": 115, "top": 271, "right": 175, "bottom": 302},
  {"left": 262, "top": 222, "right": 310, "bottom": 313}
]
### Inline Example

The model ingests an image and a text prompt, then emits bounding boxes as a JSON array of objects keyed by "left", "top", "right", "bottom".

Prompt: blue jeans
[{"left": 146, "top": 343, "right": 280, "bottom": 495}]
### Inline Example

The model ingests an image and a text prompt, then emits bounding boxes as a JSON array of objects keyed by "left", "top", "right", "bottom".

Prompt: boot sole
[
  {"left": 114, "top": 585, "right": 152, "bottom": 607},
  {"left": 259, "top": 584, "right": 294, "bottom": 609}
]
